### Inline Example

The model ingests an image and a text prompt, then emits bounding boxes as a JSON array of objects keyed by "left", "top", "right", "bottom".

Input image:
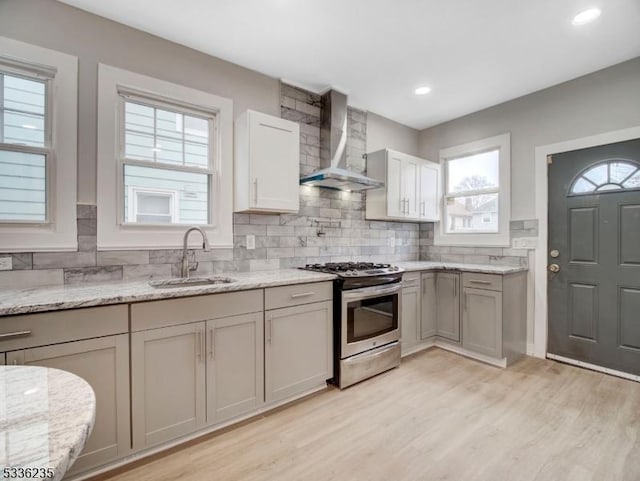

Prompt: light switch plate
[
  {"left": 246, "top": 235, "right": 256, "bottom": 250},
  {"left": 0, "top": 256, "right": 12, "bottom": 271}
]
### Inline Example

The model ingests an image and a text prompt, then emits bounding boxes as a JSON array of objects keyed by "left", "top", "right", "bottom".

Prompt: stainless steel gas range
[{"left": 301, "top": 262, "right": 404, "bottom": 388}]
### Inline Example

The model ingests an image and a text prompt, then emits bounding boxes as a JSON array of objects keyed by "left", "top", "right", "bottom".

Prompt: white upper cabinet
[
  {"left": 365, "top": 149, "right": 440, "bottom": 222},
  {"left": 234, "top": 110, "right": 300, "bottom": 213},
  {"left": 419, "top": 161, "right": 440, "bottom": 221}
]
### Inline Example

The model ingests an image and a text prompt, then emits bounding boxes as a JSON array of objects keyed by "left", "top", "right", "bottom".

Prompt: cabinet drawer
[
  {"left": 131, "top": 290, "right": 263, "bottom": 332},
  {"left": 265, "top": 282, "right": 332, "bottom": 310},
  {"left": 0, "top": 305, "right": 128, "bottom": 352},
  {"left": 401, "top": 271, "right": 420, "bottom": 287},
  {"left": 462, "top": 273, "right": 502, "bottom": 292}
]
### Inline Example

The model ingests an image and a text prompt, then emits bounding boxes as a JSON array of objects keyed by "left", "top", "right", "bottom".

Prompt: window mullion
[
  {"left": 152, "top": 105, "right": 157, "bottom": 163},
  {"left": 445, "top": 188, "right": 500, "bottom": 198},
  {"left": 121, "top": 156, "right": 214, "bottom": 175},
  {"left": 0, "top": 73, "right": 4, "bottom": 143}
]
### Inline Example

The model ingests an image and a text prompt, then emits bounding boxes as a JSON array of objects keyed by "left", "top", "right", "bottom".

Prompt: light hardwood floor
[{"left": 97, "top": 349, "right": 640, "bottom": 481}]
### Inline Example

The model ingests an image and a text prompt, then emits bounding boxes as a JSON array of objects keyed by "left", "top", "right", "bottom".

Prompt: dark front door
[{"left": 548, "top": 138, "right": 640, "bottom": 376}]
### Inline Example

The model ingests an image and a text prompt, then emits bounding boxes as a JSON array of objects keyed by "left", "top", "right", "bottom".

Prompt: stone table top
[{"left": 0, "top": 366, "right": 96, "bottom": 481}]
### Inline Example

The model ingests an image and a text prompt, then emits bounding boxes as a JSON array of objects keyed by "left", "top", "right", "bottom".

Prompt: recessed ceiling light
[
  {"left": 572, "top": 8, "right": 601, "bottom": 26},
  {"left": 414, "top": 86, "right": 431, "bottom": 95}
]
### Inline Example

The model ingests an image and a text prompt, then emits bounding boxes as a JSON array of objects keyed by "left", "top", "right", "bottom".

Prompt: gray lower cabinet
[
  {"left": 436, "top": 272, "right": 461, "bottom": 342},
  {"left": 0, "top": 353, "right": 4, "bottom": 365},
  {"left": 131, "top": 322, "right": 206, "bottom": 450},
  {"left": 420, "top": 272, "right": 436, "bottom": 339},
  {"left": 462, "top": 287, "right": 503, "bottom": 358},
  {"left": 401, "top": 273, "right": 421, "bottom": 353},
  {"left": 206, "top": 312, "right": 264, "bottom": 424},
  {"left": 265, "top": 300, "right": 333, "bottom": 403},
  {"left": 460, "top": 271, "right": 527, "bottom": 363},
  {"left": 6, "top": 335, "right": 131, "bottom": 474}
]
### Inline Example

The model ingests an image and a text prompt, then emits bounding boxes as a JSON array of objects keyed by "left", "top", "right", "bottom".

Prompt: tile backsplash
[{"left": 0, "top": 83, "right": 535, "bottom": 289}]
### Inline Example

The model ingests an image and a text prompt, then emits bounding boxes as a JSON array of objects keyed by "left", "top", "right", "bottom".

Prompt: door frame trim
[{"left": 533, "top": 125, "right": 640, "bottom": 359}]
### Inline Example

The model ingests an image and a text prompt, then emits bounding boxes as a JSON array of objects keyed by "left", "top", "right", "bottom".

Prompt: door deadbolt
[
  {"left": 548, "top": 264, "right": 560, "bottom": 273},
  {"left": 550, "top": 249, "right": 559, "bottom": 258}
]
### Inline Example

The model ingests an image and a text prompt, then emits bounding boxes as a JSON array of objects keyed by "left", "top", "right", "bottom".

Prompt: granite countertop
[
  {"left": 396, "top": 261, "right": 528, "bottom": 274},
  {"left": 0, "top": 269, "right": 337, "bottom": 316},
  {"left": 0, "top": 366, "right": 96, "bottom": 481}
]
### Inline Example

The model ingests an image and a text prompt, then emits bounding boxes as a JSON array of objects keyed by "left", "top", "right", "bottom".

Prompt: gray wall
[
  {"left": 367, "top": 112, "right": 420, "bottom": 156},
  {"left": 419, "top": 57, "right": 640, "bottom": 220}
]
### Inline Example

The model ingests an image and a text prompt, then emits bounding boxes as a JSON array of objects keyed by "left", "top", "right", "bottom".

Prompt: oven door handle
[{"left": 342, "top": 283, "right": 401, "bottom": 300}]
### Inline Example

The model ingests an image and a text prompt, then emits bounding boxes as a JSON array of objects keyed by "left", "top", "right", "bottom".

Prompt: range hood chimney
[{"left": 299, "top": 90, "right": 383, "bottom": 192}]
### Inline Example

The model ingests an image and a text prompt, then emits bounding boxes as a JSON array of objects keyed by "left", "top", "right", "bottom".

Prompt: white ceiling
[{"left": 60, "top": 0, "right": 640, "bottom": 130}]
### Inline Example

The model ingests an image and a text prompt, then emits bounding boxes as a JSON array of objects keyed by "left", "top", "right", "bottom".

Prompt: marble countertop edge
[{"left": 0, "top": 263, "right": 527, "bottom": 316}]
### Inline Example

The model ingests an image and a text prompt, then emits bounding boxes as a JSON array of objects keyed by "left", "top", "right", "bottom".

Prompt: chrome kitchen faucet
[{"left": 181, "top": 226, "right": 211, "bottom": 278}]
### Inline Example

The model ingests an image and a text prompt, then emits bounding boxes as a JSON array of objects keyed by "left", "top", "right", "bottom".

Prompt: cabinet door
[
  {"left": 420, "top": 272, "right": 437, "bottom": 339},
  {"left": 419, "top": 162, "right": 440, "bottom": 221},
  {"left": 6, "top": 335, "right": 130, "bottom": 474},
  {"left": 436, "top": 273, "right": 461, "bottom": 342},
  {"left": 402, "top": 157, "right": 420, "bottom": 218},
  {"left": 206, "top": 313, "right": 264, "bottom": 424},
  {"left": 131, "top": 323, "right": 206, "bottom": 449},
  {"left": 401, "top": 276, "right": 421, "bottom": 354},
  {"left": 386, "top": 152, "right": 404, "bottom": 217},
  {"left": 265, "top": 301, "right": 332, "bottom": 403},
  {"left": 249, "top": 111, "right": 300, "bottom": 212},
  {"left": 462, "top": 288, "right": 503, "bottom": 358}
]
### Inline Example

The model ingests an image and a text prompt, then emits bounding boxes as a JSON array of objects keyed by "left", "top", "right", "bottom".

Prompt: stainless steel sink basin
[{"left": 148, "top": 276, "right": 237, "bottom": 288}]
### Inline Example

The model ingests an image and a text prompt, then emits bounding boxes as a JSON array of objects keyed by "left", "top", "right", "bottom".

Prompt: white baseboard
[
  {"left": 547, "top": 354, "right": 640, "bottom": 383},
  {"left": 434, "top": 340, "right": 508, "bottom": 368}
]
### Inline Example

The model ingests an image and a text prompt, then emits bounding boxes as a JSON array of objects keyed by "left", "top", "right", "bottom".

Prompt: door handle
[
  {"left": 454, "top": 277, "right": 457, "bottom": 297},
  {"left": 208, "top": 328, "right": 214, "bottom": 360},
  {"left": 548, "top": 264, "right": 560, "bottom": 273},
  {"left": 195, "top": 330, "right": 201, "bottom": 362}
]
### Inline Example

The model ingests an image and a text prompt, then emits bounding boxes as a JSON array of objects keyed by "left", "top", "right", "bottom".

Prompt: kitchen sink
[{"left": 148, "top": 276, "right": 237, "bottom": 288}]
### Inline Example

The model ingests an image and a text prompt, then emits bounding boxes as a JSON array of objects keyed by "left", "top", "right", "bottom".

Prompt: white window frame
[
  {"left": 435, "top": 132, "right": 511, "bottom": 247},
  {"left": 128, "top": 186, "right": 179, "bottom": 224},
  {"left": 97, "top": 64, "right": 233, "bottom": 250},
  {"left": 0, "top": 36, "right": 77, "bottom": 252}
]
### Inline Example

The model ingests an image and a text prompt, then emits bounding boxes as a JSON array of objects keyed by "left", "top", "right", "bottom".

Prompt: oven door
[{"left": 341, "top": 283, "right": 401, "bottom": 359}]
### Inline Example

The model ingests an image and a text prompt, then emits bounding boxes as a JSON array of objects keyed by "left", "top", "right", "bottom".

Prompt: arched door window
[{"left": 569, "top": 159, "right": 640, "bottom": 195}]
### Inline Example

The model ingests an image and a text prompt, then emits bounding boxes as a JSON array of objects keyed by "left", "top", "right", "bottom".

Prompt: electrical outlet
[
  {"left": 246, "top": 235, "right": 256, "bottom": 250},
  {"left": 512, "top": 237, "right": 538, "bottom": 249},
  {"left": 389, "top": 236, "right": 396, "bottom": 248},
  {"left": 0, "top": 256, "right": 12, "bottom": 271}
]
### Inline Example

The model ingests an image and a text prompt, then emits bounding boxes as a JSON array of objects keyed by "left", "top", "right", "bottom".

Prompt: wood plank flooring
[{"left": 98, "top": 349, "right": 640, "bottom": 481}]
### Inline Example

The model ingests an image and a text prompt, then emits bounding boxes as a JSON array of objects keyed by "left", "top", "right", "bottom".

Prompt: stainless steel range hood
[{"left": 299, "top": 90, "right": 383, "bottom": 192}]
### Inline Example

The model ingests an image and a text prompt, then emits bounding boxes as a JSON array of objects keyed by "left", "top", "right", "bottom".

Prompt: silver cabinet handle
[
  {"left": 0, "top": 330, "right": 32, "bottom": 340},
  {"left": 201, "top": 329, "right": 206, "bottom": 362},
  {"left": 403, "top": 279, "right": 417, "bottom": 285},
  {"left": 291, "top": 292, "right": 315, "bottom": 299},
  {"left": 253, "top": 178, "right": 259, "bottom": 204},
  {"left": 463, "top": 292, "right": 468, "bottom": 311},
  {"left": 208, "top": 328, "right": 214, "bottom": 360},
  {"left": 469, "top": 280, "right": 492, "bottom": 285},
  {"left": 266, "top": 315, "right": 272, "bottom": 343},
  {"left": 454, "top": 277, "right": 457, "bottom": 297},
  {"left": 195, "top": 330, "right": 201, "bottom": 362}
]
